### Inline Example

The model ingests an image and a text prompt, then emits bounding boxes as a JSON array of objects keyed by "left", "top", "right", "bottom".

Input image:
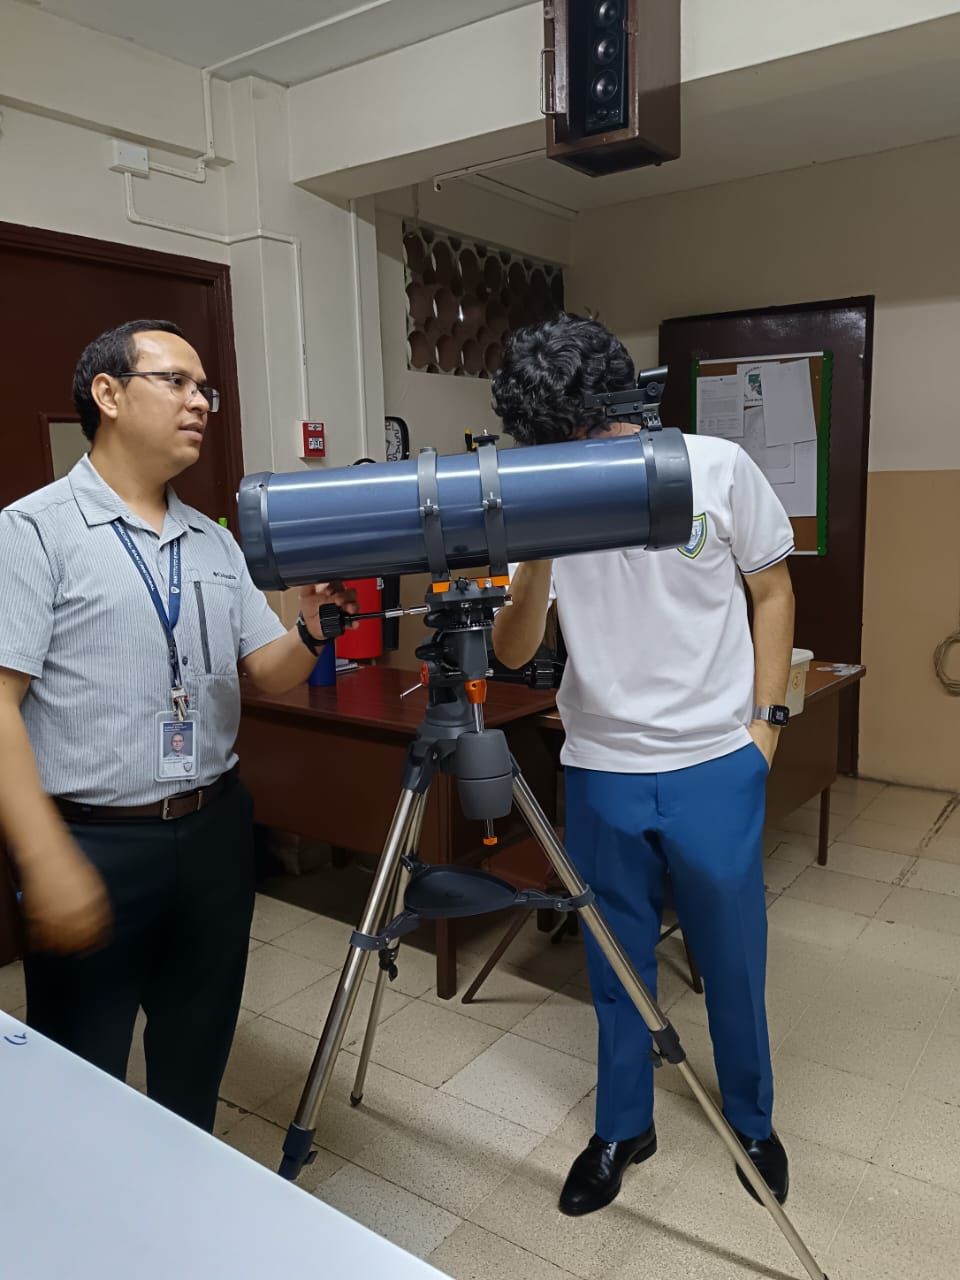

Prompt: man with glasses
[{"left": 0, "top": 319, "right": 352, "bottom": 1130}]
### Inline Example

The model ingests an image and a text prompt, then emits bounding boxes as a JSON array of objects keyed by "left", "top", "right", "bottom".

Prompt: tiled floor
[{"left": 3, "top": 779, "right": 960, "bottom": 1279}]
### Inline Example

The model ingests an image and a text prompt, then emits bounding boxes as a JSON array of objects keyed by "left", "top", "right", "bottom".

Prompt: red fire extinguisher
[{"left": 336, "top": 577, "right": 383, "bottom": 660}]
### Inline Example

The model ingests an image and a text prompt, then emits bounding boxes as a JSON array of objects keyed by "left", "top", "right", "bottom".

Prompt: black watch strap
[{"left": 296, "top": 612, "right": 325, "bottom": 657}]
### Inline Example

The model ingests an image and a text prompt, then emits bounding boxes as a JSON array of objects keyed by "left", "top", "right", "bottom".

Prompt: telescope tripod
[{"left": 278, "top": 582, "right": 829, "bottom": 1280}]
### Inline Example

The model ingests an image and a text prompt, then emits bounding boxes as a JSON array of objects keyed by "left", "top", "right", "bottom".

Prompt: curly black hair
[
  {"left": 73, "top": 318, "right": 185, "bottom": 441},
  {"left": 490, "top": 313, "right": 636, "bottom": 446}
]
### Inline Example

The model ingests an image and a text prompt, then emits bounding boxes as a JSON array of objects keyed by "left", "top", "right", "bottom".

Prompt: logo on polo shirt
[{"left": 678, "top": 514, "right": 707, "bottom": 559}]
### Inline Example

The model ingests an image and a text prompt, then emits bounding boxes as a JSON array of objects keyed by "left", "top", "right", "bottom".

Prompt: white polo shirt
[{"left": 525, "top": 433, "right": 793, "bottom": 774}]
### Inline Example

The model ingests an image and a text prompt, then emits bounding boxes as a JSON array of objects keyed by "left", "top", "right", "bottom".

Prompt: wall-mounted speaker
[{"left": 543, "top": 0, "right": 681, "bottom": 177}]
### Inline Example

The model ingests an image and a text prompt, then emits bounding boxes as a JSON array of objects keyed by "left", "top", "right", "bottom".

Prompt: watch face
[
  {"left": 771, "top": 706, "right": 790, "bottom": 727},
  {"left": 385, "top": 416, "right": 409, "bottom": 462}
]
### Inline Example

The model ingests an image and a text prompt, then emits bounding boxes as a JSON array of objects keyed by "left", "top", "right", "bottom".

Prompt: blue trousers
[{"left": 565, "top": 745, "right": 773, "bottom": 1142}]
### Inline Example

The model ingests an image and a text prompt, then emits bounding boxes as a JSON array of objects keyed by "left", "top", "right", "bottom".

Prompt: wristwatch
[
  {"left": 753, "top": 704, "right": 790, "bottom": 728},
  {"left": 296, "top": 612, "right": 326, "bottom": 656}
]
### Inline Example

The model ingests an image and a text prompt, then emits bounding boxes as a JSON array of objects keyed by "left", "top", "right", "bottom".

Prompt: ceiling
[
  {"left": 14, "top": 0, "right": 531, "bottom": 83},
  {"left": 461, "top": 15, "right": 960, "bottom": 212}
]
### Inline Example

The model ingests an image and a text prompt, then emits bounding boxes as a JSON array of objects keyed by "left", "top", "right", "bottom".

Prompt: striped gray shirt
[{"left": 0, "top": 455, "right": 286, "bottom": 804}]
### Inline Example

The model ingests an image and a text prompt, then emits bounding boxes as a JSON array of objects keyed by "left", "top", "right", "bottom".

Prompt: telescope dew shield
[{"left": 238, "top": 430, "right": 692, "bottom": 590}]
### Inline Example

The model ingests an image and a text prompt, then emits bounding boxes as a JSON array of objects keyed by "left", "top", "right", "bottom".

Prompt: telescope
[{"left": 238, "top": 427, "right": 692, "bottom": 591}]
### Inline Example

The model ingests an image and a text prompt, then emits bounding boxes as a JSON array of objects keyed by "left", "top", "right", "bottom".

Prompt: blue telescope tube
[{"left": 238, "top": 429, "right": 692, "bottom": 590}]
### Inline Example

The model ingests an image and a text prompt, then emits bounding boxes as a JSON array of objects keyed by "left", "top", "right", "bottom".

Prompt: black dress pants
[{"left": 24, "top": 781, "right": 255, "bottom": 1132}]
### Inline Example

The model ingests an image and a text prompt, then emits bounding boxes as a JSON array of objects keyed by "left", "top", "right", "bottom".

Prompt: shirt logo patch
[
  {"left": 678, "top": 514, "right": 707, "bottom": 559},
  {"left": 212, "top": 571, "right": 238, "bottom": 581}
]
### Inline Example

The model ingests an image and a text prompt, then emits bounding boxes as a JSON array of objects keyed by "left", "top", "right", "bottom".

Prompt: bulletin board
[{"left": 691, "top": 352, "right": 833, "bottom": 555}]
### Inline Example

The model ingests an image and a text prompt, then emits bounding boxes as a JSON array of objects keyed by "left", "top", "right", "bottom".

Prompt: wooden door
[{"left": 0, "top": 222, "right": 244, "bottom": 522}]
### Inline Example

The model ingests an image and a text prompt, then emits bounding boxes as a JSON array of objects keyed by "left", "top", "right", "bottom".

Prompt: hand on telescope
[{"left": 298, "top": 581, "right": 358, "bottom": 641}]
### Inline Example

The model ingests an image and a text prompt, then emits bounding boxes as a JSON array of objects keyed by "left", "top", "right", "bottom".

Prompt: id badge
[{"left": 155, "top": 711, "right": 199, "bottom": 783}]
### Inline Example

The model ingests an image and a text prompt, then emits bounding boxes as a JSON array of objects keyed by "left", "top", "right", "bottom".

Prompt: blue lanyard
[{"left": 112, "top": 520, "right": 186, "bottom": 708}]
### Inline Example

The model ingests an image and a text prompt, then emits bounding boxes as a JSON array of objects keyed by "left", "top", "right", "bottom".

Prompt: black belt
[{"left": 54, "top": 765, "right": 239, "bottom": 824}]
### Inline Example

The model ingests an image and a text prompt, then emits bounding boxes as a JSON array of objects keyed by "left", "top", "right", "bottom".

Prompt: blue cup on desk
[{"left": 307, "top": 641, "right": 337, "bottom": 687}]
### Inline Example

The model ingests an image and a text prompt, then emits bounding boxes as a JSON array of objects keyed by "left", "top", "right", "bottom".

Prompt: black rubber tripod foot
[{"left": 278, "top": 1122, "right": 316, "bottom": 1180}]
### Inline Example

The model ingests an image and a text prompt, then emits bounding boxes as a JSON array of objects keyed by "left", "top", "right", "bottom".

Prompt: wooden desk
[
  {"left": 237, "top": 666, "right": 559, "bottom": 998},
  {"left": 536, "top": 663, "right": 866, "bottom": 866},
  {"left": 765, "top": 663, "right": 866, "bottom": 863}
]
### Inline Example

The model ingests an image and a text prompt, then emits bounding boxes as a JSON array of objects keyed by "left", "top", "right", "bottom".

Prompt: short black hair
[
  {"left": 491, "top": 314, "right": 636, "bottom": 446},
  {"left": 73, "top": 319, "right": 185, "bottom": 441}
]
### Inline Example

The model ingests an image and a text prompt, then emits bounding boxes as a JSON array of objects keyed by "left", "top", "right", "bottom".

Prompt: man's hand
[
  {"left": 298, "top": 581, "right": 358, "bottom": 640},
  {"left": 18, "top": 836, "right": 111, "bottom": 953},
  {"left": 748, "top": 719, "right": 780, "bottom": 769}
]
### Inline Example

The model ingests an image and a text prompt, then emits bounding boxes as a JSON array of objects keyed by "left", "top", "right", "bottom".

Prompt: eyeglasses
[{"left": 120, "top": 371, "right": 220, "bottom": 413}]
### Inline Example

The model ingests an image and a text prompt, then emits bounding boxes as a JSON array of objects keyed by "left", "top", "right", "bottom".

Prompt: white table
[{"left": 0, "top": 1011, "right": 449, "bottom": 1279}]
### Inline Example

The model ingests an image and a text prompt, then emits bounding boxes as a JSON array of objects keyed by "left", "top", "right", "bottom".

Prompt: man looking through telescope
[{"left": 492, "top": 315, "right": 795, "bottom": 1216}]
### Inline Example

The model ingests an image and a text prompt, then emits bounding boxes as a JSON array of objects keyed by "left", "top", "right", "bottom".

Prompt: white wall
[
  {"left": 0, "top": 55, "right": 374, "bottom": 480},
  {"left": 569, "top": 137, "right": 960, "bottom": 474}
]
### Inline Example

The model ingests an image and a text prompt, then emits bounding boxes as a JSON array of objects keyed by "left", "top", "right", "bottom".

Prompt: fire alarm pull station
[{"left": 301, "top": 422, "right": 326, "bottom": 459}]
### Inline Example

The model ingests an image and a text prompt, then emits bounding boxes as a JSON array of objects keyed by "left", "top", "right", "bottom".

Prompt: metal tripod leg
[
  {"left": 512, "top": 774, "right": 829, "bottom": 1280},
  {"left": 349, "top": 792, "right": 427, "bottom": 1106},
  {"left": 278, "top": 787, "right": 422, "bottom": 1180}
]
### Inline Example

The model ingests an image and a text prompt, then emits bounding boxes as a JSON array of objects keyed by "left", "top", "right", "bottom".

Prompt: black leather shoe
[
  {"left": 558, "top": 1126, "right": 657, "bottom": 1216},
  {"left": 732, "top": 1128, "right": 789, "bottom": 1205}
]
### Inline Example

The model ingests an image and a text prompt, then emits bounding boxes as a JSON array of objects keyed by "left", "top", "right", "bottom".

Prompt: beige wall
[{"left": 569, "top": 137, "right": 960, "bottom": 788}]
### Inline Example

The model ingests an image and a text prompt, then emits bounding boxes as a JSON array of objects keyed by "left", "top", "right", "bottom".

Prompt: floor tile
[
  {"left": 462, "top": 916, "right": 587, "bottom": 993},
  {"left": 904, "top": 858, "right": 960, "bottom": 898},
  {"left": 937, "top": 989, "right": 960, "bottom": 1037},
  {"left": 874, "top": 1090, "right": 960, "bottom": 1196},
  {"left": 274, "top": 915, "right": 441, "bottom": 999},
  {"left": 858, "top": 787, "right": 953, "bottom": 831},
  {"left": 423, "top": 959, "right": 553, "bottom": 1032},
  {"left": 939, "top": 803, "right": 960, "bottom": 838},
  {"left": 761, "top": 857, "right": 802, "bottom": 895},
  {"left": 766, "top": 896, "right": 868, "bottom": 950},
  {"left": 778, "top": 953, "right": 950, "bottom": 1086},
  {"left": 429, "top": 1222, "right": 575, "bottom": 1280},
  {"left": 847, "top": 916, "right": 960, "bottom": 979},
  {"left": 877, "top": 885, "right": 960, "bottom": 936},
  {"left": 831, "top": 776, "right": 886, "bottom": 802},
  {"left": 441, "top": 1035, "right": 595, "bottom": 1135},
  {"left": 222, "top": 1113, "right": 344, "bottom": 1192},
  {"left": 0, "top": 959, "right": 25, "bottom": 1010},
  {"left": 801, "top": 786, "right": 876, "bottom": 817},
  {"left": 781, "top": 866, "right": 892, "bottom": 916},
  {"left": 249, "top": 893, "right": 317, "bottom": 943},
  {"left": 840, "top": 818, "right": 925, "bottom": 856},
  {"left": 764, "top": 932, "right": 842, "bottom": 1000},
  {"left": 765, "top": 831, "right": 819, "bottom": 865},
  {"left": 827, "top": 1165, "right": 960, "bottom": 1279},
  {"left": 821, "top": 841, "right": 915, "bottom": 884},
  {"left": 770, "top": 1052, "right": 900, "bottom": 1160},
  {"left": 920, "top": 832, "right": 960, "bottom": 864},
  {"left": 265, "top": 967, "right": 410, "bottom": 1040},
  {"left": 240, "top": 943, "right": 335, "bottom": 1014},
  {"left": 345, "top": 997, "right": 503, "bottom": 1087},
  {"left": 777, "top": 806, "right": 849, "bottom": 840},
  {"left": 349, "top": 1066, "right": 543, "bottom": 1218},
  {"left": 511, "top": 984, "right": 597, "bottom": 1064},
  {"left": 219, "top": 1014, "right": 319, "bottom": 1111},
  {"left": 910, "top": 1030, "right": 960, "bottom": 1108},
  {"left": 652, "top": 1129, "right": 866, "bottom": 1273},
  {"left": 468, "top": 1133, "right": 680, "bottom": 1280},
  {"left": 318, "top": 1162, "right": 462, "bottom": 1258}
]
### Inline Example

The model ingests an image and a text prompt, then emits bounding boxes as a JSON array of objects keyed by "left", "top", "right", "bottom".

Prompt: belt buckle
[
  {"left": 161, "top": 797, "right": 174, "bottom": 821},
  {"left": 195, "top": 788, "right": 205, "bottom": 812}
]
